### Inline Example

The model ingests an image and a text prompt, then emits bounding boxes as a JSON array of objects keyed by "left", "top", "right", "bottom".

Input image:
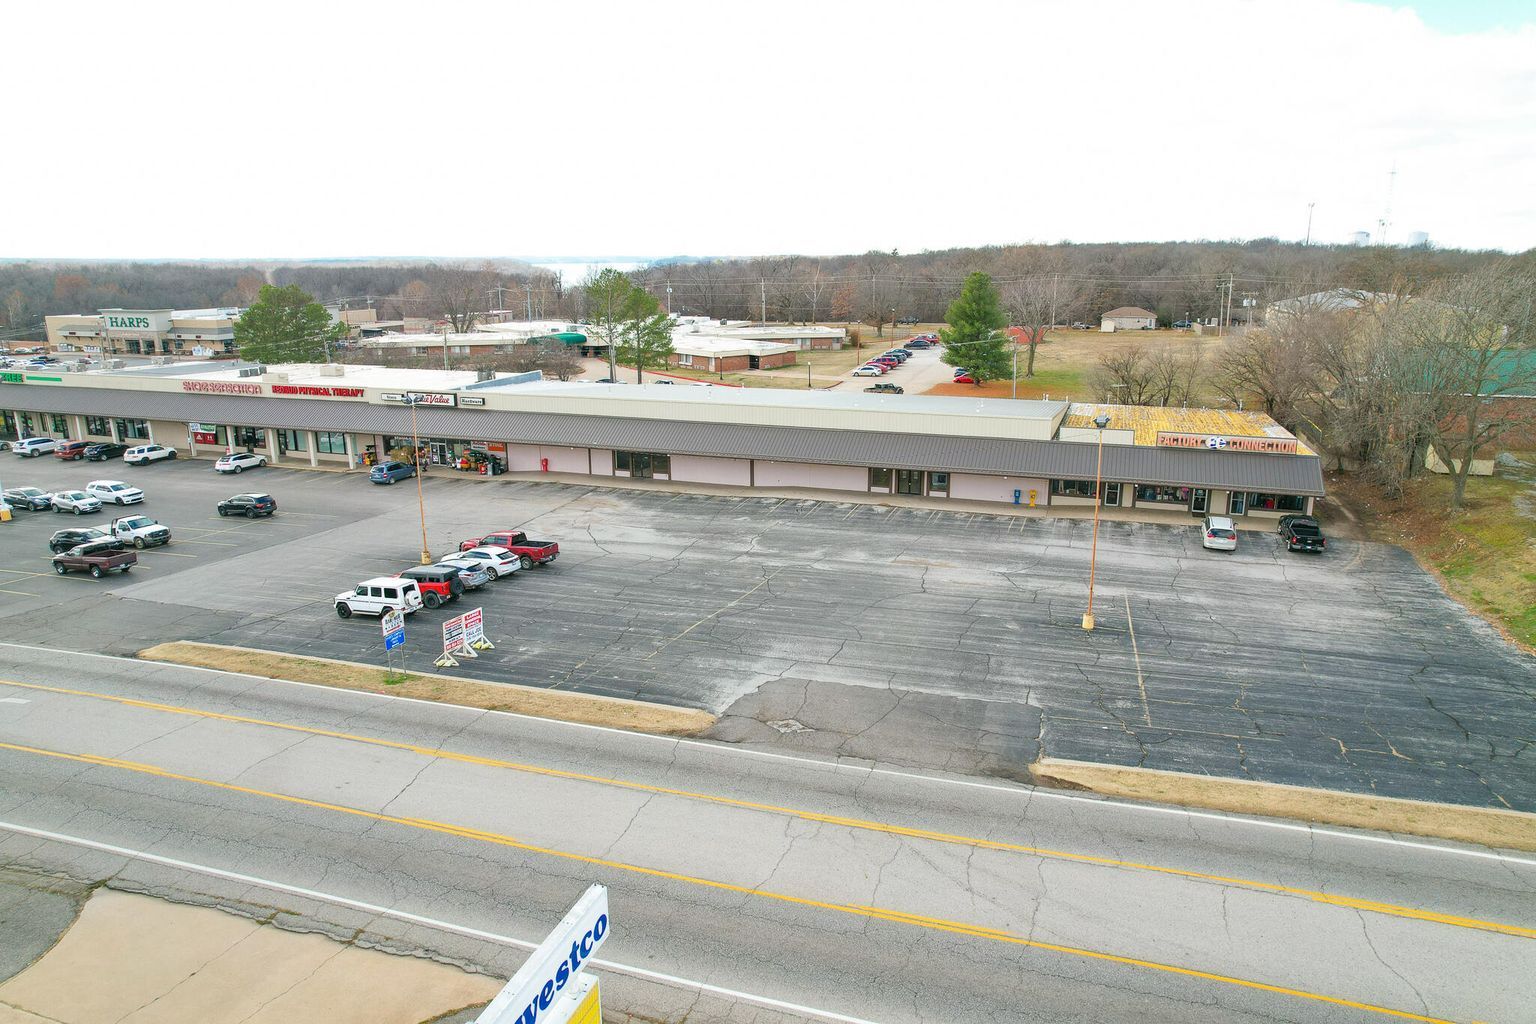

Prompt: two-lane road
[{"left": 0, "top": 643, "right": 1532, "bottom": 1023}]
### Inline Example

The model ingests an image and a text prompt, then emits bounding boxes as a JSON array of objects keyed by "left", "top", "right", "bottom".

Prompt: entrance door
[
  {"left": 896, "top": 469, "right": 924, "bottom": 495},
  {"left": 631, "top": 452, "right": 653, "bottom": 479},
  {"left": 430, "top": 442, "right": 450, "bottom": 466},
  {"left": 1190, "top": 488, "right": 1209, "bottom": 515},
  {"left": 1103, "top": 482, "right": 1121, "bottom": 507},
  {"left": 1229, "top": 490, "right": 1247, "bottom": 515}
]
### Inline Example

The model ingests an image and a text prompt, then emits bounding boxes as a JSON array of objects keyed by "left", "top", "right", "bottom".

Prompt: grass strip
[{"left": 138, "top": 641, "right": 716, "bottom": 737}]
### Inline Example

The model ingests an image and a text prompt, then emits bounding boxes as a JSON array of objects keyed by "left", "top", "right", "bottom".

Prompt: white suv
[
  {"left": 215, "top": 452, "right": 267, "bottom": 474},
  {"left": 87, "top": 480, "right": 145, "bottom": 505},
  {"left": 124, "top": 444, "right": 177, "bottom": 466},
  {"left": 12, "top": 437, "right": 59, "bottom": 457},
  {"left": 335, "top": 577, "right": 424, "bottom": 619}
]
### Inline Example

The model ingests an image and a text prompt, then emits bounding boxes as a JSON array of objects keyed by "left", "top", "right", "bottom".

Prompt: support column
[
  {"left": 307, "top": 431, "right": 318, "bottom": 467},
  {"left": 108, "top": 418, "right": 121, "bottom": 443},
  {"left": 71, "top": 414, "right": 85, "bottom": 440},
  {"left": 145, "top": 421, "right": 155, "bottom": 445},
  {"left": 187, "top": 424, "right": 198, "bottom": 458},
  {"left": 266, "top": 428, "right": 279, "bottom": 462},
  {"left": 344, "top": 432, "right": 358, "bottom": 470}
]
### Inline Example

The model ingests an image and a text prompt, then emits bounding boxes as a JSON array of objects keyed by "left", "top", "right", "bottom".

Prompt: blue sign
[{"left": 385, "top": 628, "right": 405, "bottom": 651}]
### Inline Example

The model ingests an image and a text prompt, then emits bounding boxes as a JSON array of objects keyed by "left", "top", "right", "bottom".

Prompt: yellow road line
[
  {"left": 0, "top": 738, "right": 1460, "bottom": 1024},
  {"left": 2, "top": 677, "right": 1530, "bottom": 943}
]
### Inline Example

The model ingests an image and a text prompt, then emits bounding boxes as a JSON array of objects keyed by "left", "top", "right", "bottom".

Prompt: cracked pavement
[{"left": 0, "top": 460, "right": 1532, "bottom": 812}]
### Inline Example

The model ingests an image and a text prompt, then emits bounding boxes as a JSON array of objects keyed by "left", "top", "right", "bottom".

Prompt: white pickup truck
[{"left": 111, "top": 514, "right": 172, "bottom": 549}]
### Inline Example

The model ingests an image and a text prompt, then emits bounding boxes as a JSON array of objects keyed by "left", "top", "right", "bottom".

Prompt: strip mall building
[{"left": 0, "top": 362, "right": 1324, "bottom": 518}]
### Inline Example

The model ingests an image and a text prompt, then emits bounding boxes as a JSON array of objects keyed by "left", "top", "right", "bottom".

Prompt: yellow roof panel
[{"left": 1064, "top": 403, "right": 1313, "bottom": 455}]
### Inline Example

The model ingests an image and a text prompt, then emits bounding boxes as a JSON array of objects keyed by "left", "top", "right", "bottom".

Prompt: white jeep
[{"left": 335, "top": 577, "right": 424, "bottom": 619}]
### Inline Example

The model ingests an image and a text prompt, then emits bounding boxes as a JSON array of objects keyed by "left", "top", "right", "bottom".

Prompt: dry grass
[
  {"left": 1329, "top": 465, "right": 1536, "bottom": 650},
  {"left": 139, "top": 641, "right": 717, "bottom": 736},
  {"left": 1033, "top": 758, "right": 1536, "bottom": 852}
]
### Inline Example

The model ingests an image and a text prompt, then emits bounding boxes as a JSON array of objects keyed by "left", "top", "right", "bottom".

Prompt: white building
[{"left": 1099, "top": 307, "right": 1157, "bottom": 332}]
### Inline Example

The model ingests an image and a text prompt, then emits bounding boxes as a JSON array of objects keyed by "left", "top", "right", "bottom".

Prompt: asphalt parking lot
[{"left": 2, "top": 453, "right": 1533, "bottom": 811}]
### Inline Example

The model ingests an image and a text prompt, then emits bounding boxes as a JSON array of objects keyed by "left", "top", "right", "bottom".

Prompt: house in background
[{"left": 1100, "top": 306, "right": 1157, "bottom": 332}]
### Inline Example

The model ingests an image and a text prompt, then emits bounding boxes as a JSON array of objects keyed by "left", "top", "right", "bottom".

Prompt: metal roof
[{"left": 5, "top": 385, "right": 1326, "bottom": 495}]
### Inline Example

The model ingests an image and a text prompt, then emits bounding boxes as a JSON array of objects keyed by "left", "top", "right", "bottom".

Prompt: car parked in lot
[
  {"left": 217, "top": 492, "right": 278, "bottom": 518},
  {"left": 335, "top": 577, "right": 424, "bottom": 618},
  {"left": 1172, "top": 319, "right": 1194, "bottom": 329},
  {"left": 53, "top": 541, "right": 137, "bottom": 579},
  {"left": 124, "top": 444, "right": 176, "bottom": 466},
  {"left": 903, "top": 339, "right": 932, "bottom": 349},
  {"left": 951, "top": 373, "right": 976, "bottom": 384},
  {"left": 1278, "top": 514, "right": 1327, "bottom": 553},
  {"left": 864, "top": 382, "right": 905, "bottom": 394},
  {"left": 399, "top": 565, "right": 466, "bottom": 609},
  {"left": 111, "top": 515, "right": 172, "bottom": 549},
  {"left": 458, "top": 530, "right": 559, "bottom": 569},
  {"left": 86, "top": 480, "right": 145, "bottom": 505},
  {"left": 85, "top": 442, "right": 128, "bottom": 461},
  {"left": 370, "top": 460, "right": 416, "bottom": 484},
  {"left": 433, "top": 557, "right": 492, "bottom": 590},
  {"left": 851, "top": 366, "right": 883, "bottom": 377},
  {"left": 12, "top": 437, "right": 59, "bottom": 457},
  {"left": 452, "top": 545, "right": 522, "bottom": 579},
  {"left": 882, "top": 350, "right": 910, "bottom": 362},
  {"left": 50, "top": 490, "right": 102, "bottom": 515},
  {"left": 1201, "top": 516, "right": 1238, "bottom": 552},
  {"left": 49, "top": 527, "right": 121, "bottom": 554},
  {"left": 1071, "top": 322, "right": 1092, "bottom": 330},
  {"left": 53, "top": 441, "right": 91, "bottom": 461},
  {"left": 215, "top": 452, "right": 268, "bottom": 474},
  {"left": 2, "top": 486, "right": 54, "bottom": 511}
]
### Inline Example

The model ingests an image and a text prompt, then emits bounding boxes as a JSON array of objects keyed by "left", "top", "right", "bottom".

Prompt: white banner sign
[
  {"left": 476, "top": 885, "right": 609, "bottom": 1024},
  {"left": 381, "top": 609, "right": 405, "bottom": 636}
]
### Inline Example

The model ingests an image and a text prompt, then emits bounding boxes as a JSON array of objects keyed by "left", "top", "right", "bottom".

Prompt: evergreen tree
[
  {"left": 940, "top": 272, "right": 1010, "bottom": 384},
  {"left": 234, "top": 284, "right": 348, "bottom": 364},
  {"left": 584, "top": 268, "right": 633, "bottom": 379},
  {"left": 618, "top": 288, "right": 675, "bottom": 383}
]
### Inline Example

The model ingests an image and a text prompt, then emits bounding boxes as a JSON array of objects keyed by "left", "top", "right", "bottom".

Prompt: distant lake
[{"left": 531, "top": 260, "right": 647, "bottom": 282}]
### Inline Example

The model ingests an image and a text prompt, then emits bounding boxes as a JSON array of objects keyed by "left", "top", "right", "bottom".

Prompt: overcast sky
[{"left": 8, "top": 0, "right": 1534, "bottom": 260}]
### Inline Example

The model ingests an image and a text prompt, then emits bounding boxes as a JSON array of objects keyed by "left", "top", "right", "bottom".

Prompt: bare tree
[
  {"left": 1394, "top": 262, "right": 1536, "bottom": 508},
  {"left": 427, "top": 263, "right": 497, "bottom": 333},
  {"left": 1091, "top": 344, "right": 1203, "bottom": 406},
  {"left": 1002, "top": 275, "right": 1085, "bottom": 378},
  {"left": 801, "top": 261, "right": 830, "bottom": 324}
]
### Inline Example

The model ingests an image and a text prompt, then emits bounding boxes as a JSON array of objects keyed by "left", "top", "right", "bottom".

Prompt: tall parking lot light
[
  {"left": 1082, "top": 413, "right": 1111, "bottom": 631},
  {"left": 402, "top": 394, "right": 432, "bottom": 565}
]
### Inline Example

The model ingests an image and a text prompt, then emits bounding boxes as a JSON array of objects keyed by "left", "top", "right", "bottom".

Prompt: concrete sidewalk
[{"left": 0, "top": 887, "right": 497, "bottom": 1024}]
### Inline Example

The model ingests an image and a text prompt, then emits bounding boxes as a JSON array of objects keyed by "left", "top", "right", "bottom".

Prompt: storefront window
[
  {"left": 315, "top": 431, "right": 348, "bottom": 454},
  {"left": 929, "top": 471, "right": 949, "bottom": 495},
  {"left": 1051, "top": 479, "right": 1097, "bottom": 498},
  {"left": 115, "top": 418, "right": 150, "bottom": 440},
  {"left": 869, "top": 467, "right": 892, "bottom": 489},
  {"left": 85, "top": 416, "right": 110, "bottom": 436},
  {"left": 276, "top": 429, "right": 307, "bottom": 452},
  {"left": 1135, "top": 484, "right": 1191, "bottom": 504},
  {"left": 1244, "top": 492, "right": 1307, "bottom": 512},
  {"left": 235, "top": 426, "right": 265, "bottom": 448},
  {"left": 51, "top": 415, "right": 68, "bottom": 434}
]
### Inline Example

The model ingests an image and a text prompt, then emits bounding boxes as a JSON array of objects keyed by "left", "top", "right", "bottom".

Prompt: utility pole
[
  {"left": 524, "top": 283, "right": 533, "bottom": 322},
  {"left": 1305, "top": 202, "right": 1315, "bottom": 246},
  {"left": 666, "top": 280, "right": 673, "bottom": 316},
  {"left": 1049, "top": 274, "right": 1058, "bottom": 330},
  {"left": 760, "top": 280, "right": 767, "bottom": 326},
  {"left": 441, "top": 326, "right": 451, "bottom": 371}
]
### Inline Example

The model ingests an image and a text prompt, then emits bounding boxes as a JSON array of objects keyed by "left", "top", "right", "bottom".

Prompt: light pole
[
  {"left": 402, "top": 394, "right": 432, "bottom": 565},
  {"left": 1082, "top": 413, "right": 1111, "bottom": 631}
]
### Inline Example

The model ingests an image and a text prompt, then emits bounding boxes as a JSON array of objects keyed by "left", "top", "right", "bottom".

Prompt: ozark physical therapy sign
[{"left": 475, "top": 885, "right": 608, "bottom": 1024}]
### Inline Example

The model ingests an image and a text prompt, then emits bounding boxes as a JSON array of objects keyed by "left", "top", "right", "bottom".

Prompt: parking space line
[
  {"left": 1125, "top": 593, "right": 1151, "bottom": 728},
  {"left": 0, "top": 588, "right": 40, "bottom": 597},
  {"left": 160, "top": 539, "right": 236, "bottom": 547}
]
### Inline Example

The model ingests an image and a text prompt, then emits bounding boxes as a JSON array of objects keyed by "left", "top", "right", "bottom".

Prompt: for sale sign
[
  {"left": 463, "top": 607, "right": 494, "bottom": 651},
  {"left": 436, "top": 611, "right": 475, "bottom": 667}
]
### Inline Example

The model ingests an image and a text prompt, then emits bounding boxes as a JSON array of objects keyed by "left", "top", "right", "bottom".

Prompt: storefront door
[
  {"left": 631, "top": 452, "right": 654, "bottom": 479},
  {"left": 430, "top": 442, "right": 451, "bottom": 466},
  {"left": 1103, "top": 482, "right": 1121, "bottom": 506},
  {"left": 1190, "top": 488, "right": 1209, "bottom": 515},
  {"left": 896, "top": 469, "right": 924, "bottom": 495},
  {"left": 1229, "top": 490, "right": 1247, "bottom": 515}
]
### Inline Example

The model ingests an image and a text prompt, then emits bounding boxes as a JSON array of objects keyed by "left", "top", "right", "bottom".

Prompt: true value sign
[{"left": 475, "top": 885, "right": 608, "bottom": 1024}]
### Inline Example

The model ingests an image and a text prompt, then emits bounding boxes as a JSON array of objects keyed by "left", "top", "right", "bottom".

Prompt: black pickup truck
[{"left": 1278, "top": 515, "right": 1327, "bottom": 553}]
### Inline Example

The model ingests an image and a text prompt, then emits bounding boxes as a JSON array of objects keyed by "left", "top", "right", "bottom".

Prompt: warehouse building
[{"left": 0, "top": 361, "right": 1323, "bottom": 517}]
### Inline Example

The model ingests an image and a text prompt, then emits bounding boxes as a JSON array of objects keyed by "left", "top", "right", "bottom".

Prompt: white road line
[
  {"left": 0, "top": 820, "right": 885, "bottom": 1024},
  {"left": 1, "top": 641, "right": 1532, "bottom": 868}
]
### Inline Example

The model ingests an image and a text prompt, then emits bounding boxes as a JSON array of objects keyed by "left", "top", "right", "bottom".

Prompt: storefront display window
[
  {"left": 869, "top": 467, "right": 892, "bottom": 489},
  {"left": 115, "top": 418, "right": 149, "bottom": 440},
  {"left": 276, "top": 429, "right": 307, "bottom": 452},
  {"left": 316, "top": 431, "right": 348, "bottom": 454},
  {"left": 51, "top": 415, "right": 68, "bottom": 434},
  {"left": 1051, "top": 479, "right": 1097, "bottom": 498},
  {"left": 1244, "top": 492, "right": 1307, "bottom": 512},
  {"left": 85, "top": 416, "right": 110, "bottom": 436},
  {"left": 1135, "top": 484, "right": 1191, "bottom": 504},
  {"left": 234, "top": 426, "right": 265, "bottom": 449}
]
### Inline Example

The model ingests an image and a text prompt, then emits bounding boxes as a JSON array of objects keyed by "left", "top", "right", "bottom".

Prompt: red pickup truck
[{"left": 458, "top": 529, "right": 559, "bottom": 569}]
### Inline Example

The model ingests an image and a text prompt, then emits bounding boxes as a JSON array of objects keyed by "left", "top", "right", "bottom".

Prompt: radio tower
[{"left": 1378, "top": 163, "right": 1397, "bottom": 246}]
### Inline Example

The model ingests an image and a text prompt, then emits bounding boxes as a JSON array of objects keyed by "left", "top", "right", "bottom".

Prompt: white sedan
[
  {"left": 851, "top": 366, "right": 884, "bottom": 377},
  {"left": 452, "top": 545, "right": 522, "bottom": 580},
  {"left": 50, "top": 490, "right": 103, "bottom": 515},
  {"left": 86, "top": 480, "right": 145, "bottom": 505},
  {"left": 215, "top": 452, "right": 267, "bottom": 474}
]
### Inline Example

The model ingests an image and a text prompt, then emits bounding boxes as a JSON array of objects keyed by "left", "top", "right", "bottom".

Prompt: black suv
[
  {"left": 49, "top": 527, "right": 124, "bottom": 554},
  {"left": 85, "top": 442, "right": 128, "bottom": 461},
  {"left": 864, "top": 382, "right": 904, "bottom": 394},
  {"left": 1278, "top": 514, "right": 1327, "bottom": 553},
  {"left": 217, "top": 493, "right": 278, "bottom": 518}
]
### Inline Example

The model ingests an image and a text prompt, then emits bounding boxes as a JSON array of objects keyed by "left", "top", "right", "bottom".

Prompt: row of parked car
[
  {"left": 1200, "top": 514, "right": 1328, "bottom": 553},
  {"left": 334, "top": 528, "right": 559, "bottom": 617},
  {"left": 9, "top": 437, "right": 271, "bottom": 475}
]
